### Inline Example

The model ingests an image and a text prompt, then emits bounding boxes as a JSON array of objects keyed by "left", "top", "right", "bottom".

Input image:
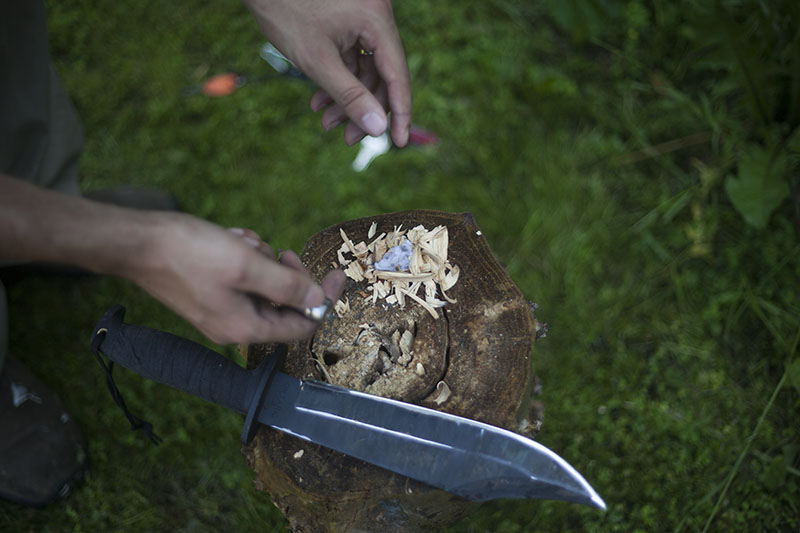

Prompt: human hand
[
  {"left": 244, "top": 0, "right": 412, "bottom": 147},
  {"left": 128, "top": 213, "right": 346, "bottom": 344}
]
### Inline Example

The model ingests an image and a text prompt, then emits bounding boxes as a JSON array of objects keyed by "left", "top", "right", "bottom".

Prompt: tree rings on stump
[{"left": 242, "top": 210, "right": 543, "bottom": 532}]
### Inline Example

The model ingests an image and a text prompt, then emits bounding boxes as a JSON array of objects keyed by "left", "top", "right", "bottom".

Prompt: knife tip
[{"left": 590, "top": 491, "right": 607, "bottom": 511}]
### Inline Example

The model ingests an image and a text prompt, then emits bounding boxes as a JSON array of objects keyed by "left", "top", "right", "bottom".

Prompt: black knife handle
[{"left": 91, "top": 305, "right": 282, "bottom": 444}]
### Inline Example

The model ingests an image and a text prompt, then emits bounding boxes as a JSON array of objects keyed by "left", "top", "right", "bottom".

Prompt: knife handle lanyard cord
[{"left": 91, "top": 328, "right": 163, "bottom": 445}]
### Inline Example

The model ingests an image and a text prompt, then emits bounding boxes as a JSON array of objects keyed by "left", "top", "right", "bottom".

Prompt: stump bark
[{"left": 241, "top": 210, "right": 543, "bottom": 532}]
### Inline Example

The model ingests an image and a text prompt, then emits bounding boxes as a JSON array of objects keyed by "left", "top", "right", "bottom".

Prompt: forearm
[
  {"left": 0, "top": 173, "right": 156, "bottom": 278},
  {"left": 0, "top": 173, "right": 346, "bottom": 343}
]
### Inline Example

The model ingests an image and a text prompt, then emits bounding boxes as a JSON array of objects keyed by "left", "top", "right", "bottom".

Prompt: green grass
[{"left": 2, "top": 0, "right": 798, "bottom": 531}]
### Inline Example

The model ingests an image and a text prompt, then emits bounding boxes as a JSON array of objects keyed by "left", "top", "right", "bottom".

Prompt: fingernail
[
  {"left": 243, "top": 236, "right": 261, "bottom": 249},
  {"left": 229, "top": 227, "right": 245, "bottom": 236},
  {"left": 361, "top": 111, "right": 387, "bottom": 137}
]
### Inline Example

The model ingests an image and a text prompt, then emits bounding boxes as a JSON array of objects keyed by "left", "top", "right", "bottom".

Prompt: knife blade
[{"left": 90, "top": 305, "right": 605, "bottom": 509}]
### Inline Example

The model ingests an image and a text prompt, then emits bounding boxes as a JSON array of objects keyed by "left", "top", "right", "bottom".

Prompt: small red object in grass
[
  {"left": 408, "top": 126, "right": 439, "bottom": 146},
  {"left": 202, "top": 73, "right": 244, "bottom": 97}
]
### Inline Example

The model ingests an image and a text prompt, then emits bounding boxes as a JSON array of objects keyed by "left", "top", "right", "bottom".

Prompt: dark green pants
[{"left": 1, "top": 1, "right": 84, "bottom": 371}]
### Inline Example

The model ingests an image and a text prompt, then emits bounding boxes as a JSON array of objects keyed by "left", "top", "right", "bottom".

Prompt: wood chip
[
  {"left": 332, "top": 221, "right": 460, "bottom": 319},
  {"left": 340, "top": 228, "right": 359, "bottom": 257},
  {"left": 441, "top": 265, "right": 460, "bottom": 291},
  {"left": 334, "top": 298, "right": 350, "bottom": 318},
  {"left": 353, "top": 241, "right": 369, "bottom": 258},
  {"left": 374, "top": 271, "right": 435, "bottom": 282},
  {"left": 373, "top": 242, "right": 386, "bottom": 264},
  {"left": 431, "top": 380, "right": 452, "bottom": 405},
  {"left": 344, "top": 261, "right": 365, "bottom": 282},
  {"left": 399, "top": 287, "right": 439, "bottom": 319}
]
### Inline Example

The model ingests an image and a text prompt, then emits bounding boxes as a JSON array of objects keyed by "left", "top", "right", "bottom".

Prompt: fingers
[
  {"left": 246, "top": 0, "right": 411, "bottom": 147},
  {"left": 256, "top": 268, "right": 347, "bottom": 341},
  {"left": 141, "top": 216, "right": 343, "bottom": 345},
  {"left": 344, "top": 81, "right": 388, "bottom": 145},
  {"left": 238, "top": 253, "right": 347, "bottom": 344},
  {"left": 276, "top": 250, "right": 346, "bottom": 309},
  {"left": 319, "top": 268, "right": 347, "bottom": 301},
  {"left": 236, "top": 301, "right": 320, "bottom": 343},
  {"left": 239, "top": 250, "right": 324, "bottom": 311},
  {"left": 303, "top": 43, "right": 388, "bottom": 137},
  {"left": 317, "top": 55, "right": 395, "bottom": 146},
  {"left": 310, "top": 88, "right": 333, "bottom": 113},
  {"left": 360, "top": 21, "right": 412, "bottom": 147},
  {"left": 229, "top": 227, "right": 275, "bottom": 258},
  {"left": 321, "top": 53, "right": 379, "bottom": 129},
  {"left": 310, "top": 50, "right": 410, "bottom": 147},
  {"left": 303, "top": 8, "right": 411, "bottom": 146},
  {"left": 277, "top": 249, "right": 306, "bottom": 272},
  {"left": 275, "top": 249, "right": 346, "bottom": 310}
]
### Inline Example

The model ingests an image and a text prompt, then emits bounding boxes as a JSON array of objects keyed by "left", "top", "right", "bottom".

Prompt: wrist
[{"left": 95, "top": 209, "right": 176, "bottom": 282}]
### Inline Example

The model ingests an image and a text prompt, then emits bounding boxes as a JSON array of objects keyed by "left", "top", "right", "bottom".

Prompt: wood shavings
[
  {"left": 334, "top": 298, "right": 350, "bottom": 318},
  {"left": 399, "top": 287, "right": 439, "bottom": 319},
  {"left": 375, "top": 271, "right": 434, "bottom": 282},
  {"left": 344, "top": 261, "right": 365, "bottom": 282},
  {"left": 373, "top": 238, "right": 388, "bottom": 263},
  {"left": 335, "top": 222, "right": 460, "bottom": 319},
  {"left": 441, "top": 265, "right": 460, "bottom": 291},
  {"left": 430, "top": 381, "right": 451, "bottom": 406}
]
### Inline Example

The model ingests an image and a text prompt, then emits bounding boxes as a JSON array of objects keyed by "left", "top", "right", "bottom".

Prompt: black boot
[{"left": 0, "top": 356, "right": 87, "bottom": 506}]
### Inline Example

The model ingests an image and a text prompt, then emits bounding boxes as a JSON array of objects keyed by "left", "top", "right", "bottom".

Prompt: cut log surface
[{"left": 242, "top": 211, "right": 543, "bottom": 532}]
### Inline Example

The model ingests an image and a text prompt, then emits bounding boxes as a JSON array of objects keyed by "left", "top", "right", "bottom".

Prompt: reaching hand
[
  {"left": 244, "top": 0, "right": 412, "bottom": 147},
  {"left": 129, "top": 213, "right": 346, "bottom": 344}
]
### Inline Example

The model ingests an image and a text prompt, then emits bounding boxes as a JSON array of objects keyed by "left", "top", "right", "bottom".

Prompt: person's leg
[
  {"left": 31, "top": 62, "right": 84, "bottom": 196},
  {"left": 0, "top": 0, "right": 89, "bottom": 506},
  {"left": 0, "top": 1, "right": 80, "bottom": 192},
  {"left": 1, "top": 0, "right": 175, "bottom": 202},
  {"left": 1, "top": 1, "right": 177, "bottom": 506}
]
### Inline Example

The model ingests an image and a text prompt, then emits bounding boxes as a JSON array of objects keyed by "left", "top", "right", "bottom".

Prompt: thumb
[{"left": 303, "top": 45, "right": 388, "bottom": 137}]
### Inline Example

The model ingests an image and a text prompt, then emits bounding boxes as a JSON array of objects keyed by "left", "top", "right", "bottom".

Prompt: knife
[{"left": 90, "top": 305, "right": 605, "bottom": 509}]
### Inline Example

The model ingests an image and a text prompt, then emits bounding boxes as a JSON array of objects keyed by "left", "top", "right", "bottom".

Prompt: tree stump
[{"left": 241, "top": 210, "right": 544, "bottom": 532}]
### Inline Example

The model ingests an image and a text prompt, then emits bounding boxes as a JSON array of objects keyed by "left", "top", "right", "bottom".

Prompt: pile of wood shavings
[{"left": 332, "top": 221, "right": 460, "bottom": 319}]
